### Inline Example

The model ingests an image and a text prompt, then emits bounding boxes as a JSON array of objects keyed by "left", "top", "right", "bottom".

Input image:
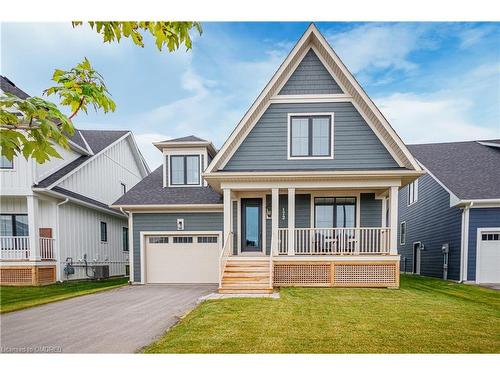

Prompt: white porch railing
[
  {"left": 39, "top": 237, "right": 55, "bottom": 260},
  {"left": 0, "top": 236, "right": 30, "bottom": 259},
  {"left": 0, "top": 236, "right": 56, "bottom": 260},
  {"left": 218, "top": 232, "right": 234, "bottom": 288},
  {"left": 278, "top": 227, "right": 390, "bottom": 255}
]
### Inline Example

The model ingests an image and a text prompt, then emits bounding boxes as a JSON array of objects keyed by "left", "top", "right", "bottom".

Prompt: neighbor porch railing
[
  {"left": 277, "top": 227, "right": 390, "bottom": 255},
  {"left": 0, "top": 236, "right": 55, "bottom": 260}
]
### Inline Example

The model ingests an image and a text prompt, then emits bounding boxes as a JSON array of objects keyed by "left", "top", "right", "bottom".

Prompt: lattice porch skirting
[
  {"left": 273, "top": 261, "right": 399, "bottom": 288},
  {"left": 0, "top": 265, "right": 56, "bottom": 286}
]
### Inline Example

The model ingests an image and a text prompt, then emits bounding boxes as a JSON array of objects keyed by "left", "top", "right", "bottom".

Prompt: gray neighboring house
[
  {"left": 113, "top": 24, "right": 424, "bottom": 293},
  {"left": 398, "top": 140, "right": 500, "bottom": 284}
]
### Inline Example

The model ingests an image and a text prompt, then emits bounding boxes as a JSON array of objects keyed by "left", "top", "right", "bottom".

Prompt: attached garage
[
  {"left": 476, "top": 230, "right": 500, "bottom": 283},
  {"left": 144, "top": 232, "right": 221, "bottom": 284}
]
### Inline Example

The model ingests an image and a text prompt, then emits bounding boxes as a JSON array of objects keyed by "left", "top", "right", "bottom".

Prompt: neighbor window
[
  {"left": 0, "top": 155, "right": 13, "bottom": 170},
  {"left": 314, "top": 197, "right": 356, "bottom": 228},
  {"left": 170, "top": 155, "right": 200, "bottom": 185},
  {"left": 122, "top": 227, "right": 129, "bottom": 251},
  {"left": 0, "top": 214, "right": 28, "bottom": 236},
  {"left": 100, "top": 221, "right": 107, "bottom": 242},
  {"left": 400, "top": 222, "right": 407, "bottom": 245},
  {"left": 408, "top": 180, "right": 418, "bottom": 205},
  {"left": 290, "top": 115, "right": 332, "bottom": 158}
]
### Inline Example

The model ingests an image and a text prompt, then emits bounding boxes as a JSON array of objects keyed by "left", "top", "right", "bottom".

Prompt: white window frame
[
  {"left": 400, "top": 221, "right": 406, "bottom": 245},
  {"left": 168, "top": 153, "right": 203, "bottom": 187},
  {"left": 408, "top": 180, "right": 418, "bottom": 206},
  {"left": 287, "top": 112, "right": 334, "bottom": 160}
]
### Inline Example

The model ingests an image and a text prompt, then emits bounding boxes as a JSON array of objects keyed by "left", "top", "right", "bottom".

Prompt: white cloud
[
  {"left": 134, "top": 132, "right": 170, "bottom": 170},
  {"left": 457, "top": 26, "right": 494, "bottom": 49},
  {"left": 376, "top": 92, "right": 497, "bottom": 144},
  {"left": 325, "top": 23, "right": 434, "bottom": 75}
]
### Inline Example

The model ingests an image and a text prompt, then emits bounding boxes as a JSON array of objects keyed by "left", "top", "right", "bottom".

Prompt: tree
[{"left": 0, "top": 21, "right": 202, "bottom": 163}]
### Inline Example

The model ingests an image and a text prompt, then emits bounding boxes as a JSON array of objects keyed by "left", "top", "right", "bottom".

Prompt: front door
[
  {"left": 413, "top": 242, "right": 421, "bottom": 274},
  {"left": 241, "top": 198, "right": 262, "bottom": 252}
]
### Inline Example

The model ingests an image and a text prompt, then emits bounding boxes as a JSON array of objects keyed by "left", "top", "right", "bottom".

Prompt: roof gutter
[
  {"left": 453, "top": 199, "right": 500, "bottom": 208},
  {"left": 33, "top": 188, "right": 126, "bottom": 218}
]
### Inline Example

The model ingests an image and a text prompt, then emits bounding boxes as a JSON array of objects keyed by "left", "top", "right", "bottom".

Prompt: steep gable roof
[
  {"left": 1, "top": 75, "right": 30, "bottom": 99},
  {"left": 408, "top": 140, "right": 500, "bottom": 200},
  {"left": 206, "top": 23, "right": 421, "bottom": 173},
  {"left": 161, "top": 135, "right": 209, "bottom": 143}
]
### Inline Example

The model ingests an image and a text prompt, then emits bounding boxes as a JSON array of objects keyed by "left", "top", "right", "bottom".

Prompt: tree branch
[{"left": 68, "top": 97, "right": 85, "bottom": 120}]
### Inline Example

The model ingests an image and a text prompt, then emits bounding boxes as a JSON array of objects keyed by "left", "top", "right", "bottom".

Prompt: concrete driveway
[{"left": 0, "top": 284, "right": 216, "bottom": 353}]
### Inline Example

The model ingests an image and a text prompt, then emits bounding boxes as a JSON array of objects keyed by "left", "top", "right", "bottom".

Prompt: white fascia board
[
  {"left": 127, "top": 132, "right": 151, "bottom": 176},
  {"left": 44, "top": 132, "right": 131, "bottom": 190},
  {"left": 110, "top": 204, "right": 224, "bottom": 212},
  {"left": 33, "top": 188, "right": 126, "bottom": 218}
]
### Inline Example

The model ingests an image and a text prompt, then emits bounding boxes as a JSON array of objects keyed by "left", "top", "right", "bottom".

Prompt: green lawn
[
  {"left": 144, "top": 275, "right": 500, "bottom": 353},
  {"left": 0, "top": 277, "right": 128, "bottom": 313}
]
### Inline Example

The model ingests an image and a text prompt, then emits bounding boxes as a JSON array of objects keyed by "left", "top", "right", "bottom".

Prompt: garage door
[
  {"left": 145, "top": 234, "right": 220, "bottom": 284},
  {"left": 477, "top": 231, "right": 500, "bottom": 283}
]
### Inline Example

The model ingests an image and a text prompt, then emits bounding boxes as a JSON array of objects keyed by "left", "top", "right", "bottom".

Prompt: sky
[{"left": 1, "top": 22, "right": 499, "bottom": 169}]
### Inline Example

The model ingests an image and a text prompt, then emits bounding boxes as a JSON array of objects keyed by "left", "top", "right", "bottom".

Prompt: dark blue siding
[
  {"left": 360, "top": 193, "right": 382, "bottom": 227},
  {"left": 278, "top": 49, "right": 343, "bottom": 95},
  {"left": 223, "top": 102, "right": 399, "bottom": 171},
  {"left": 467, "top": 208, "right": 500, "bottom": 281},
  {"left": 132, "top": 212, "right": 223, "bottom": 282},
  {"left": 398, "top": 174, "right": 462, "bottom": 280}
]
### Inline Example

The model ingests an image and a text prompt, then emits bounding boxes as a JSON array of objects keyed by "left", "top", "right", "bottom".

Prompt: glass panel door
[{"left": 241, "top": 198, "right": 262, "bottom": 252}]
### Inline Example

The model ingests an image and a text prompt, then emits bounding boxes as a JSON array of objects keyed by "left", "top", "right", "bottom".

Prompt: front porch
[{"left": 218, "top": 184, "right": 401, "bottom": 293}]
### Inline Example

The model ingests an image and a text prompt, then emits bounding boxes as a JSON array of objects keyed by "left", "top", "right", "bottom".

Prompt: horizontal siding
[
  {"left": 398, "top": 174, "right": 462, "bottom": 280},
  {"left": 132, "top": 212, "right": 223, "bottom": 282},
  {"left": 278, "top": 49, "right": 343, "bottom": 95},
  {"left": 360, "top": 193, "right": 382, "bottom": 227},
  {"left": 467, "top": 207, "right": 500, "bottom": 281},
  {"left": 224, "top": 102, "right": 399, "bottom": 170}
]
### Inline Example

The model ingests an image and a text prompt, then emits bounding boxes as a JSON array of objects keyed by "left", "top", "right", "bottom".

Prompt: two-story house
[
  {"left": 113, "top": 24, "right": 423, "bottom": 293},
  {"left": 398, "top": 140, "right": 500, "bottom": 284},
  {"left": 0, "top": 76, "right": 150, "bottom": 285}
]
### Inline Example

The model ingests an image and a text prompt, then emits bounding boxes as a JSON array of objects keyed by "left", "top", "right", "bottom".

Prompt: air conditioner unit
[{"left": 92, "top": 265, "right": 109, "bottom": 279}]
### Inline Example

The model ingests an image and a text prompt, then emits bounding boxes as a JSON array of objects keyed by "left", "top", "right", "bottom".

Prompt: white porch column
[
  {"left": 271, "top": 188, "right": 279, "bottom": 255},
  {"left": 223, "top": 188, "right": 232, "bottom": 249},
  {"left": 389, "top": 186, "right": 399, "bottom": 255},
  {"left": 287, "top": 188, "right": 295, "bottom": 256},
  {"left": 381, "top": 197, "right": 387, "bottom": 228},
  {"left": 27, "top": 195, "right": 39, "bottom": 261}
]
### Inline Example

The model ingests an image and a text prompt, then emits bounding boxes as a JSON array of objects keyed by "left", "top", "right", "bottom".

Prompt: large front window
[
  {"left": 170, "top": 155, "right": 200, "bottom": 185},
  {"left": 314, "top": 197, "right": 356, "bottom": 228},
  {"left": 0, "top": 214, "right": 28, "bottom": 236},
  {"left": 290, "top": 115, "right": 332, "bottom": 158}
]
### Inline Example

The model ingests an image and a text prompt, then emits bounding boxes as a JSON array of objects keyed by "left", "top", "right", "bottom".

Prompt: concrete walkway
[{"left": 0, "top": 284, "right": 215, "bottom": 353}]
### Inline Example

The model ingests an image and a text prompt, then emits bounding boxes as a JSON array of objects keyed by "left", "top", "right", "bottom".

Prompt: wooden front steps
[{"left": 219, "top": 259, "right": 273, "bottom": 294}]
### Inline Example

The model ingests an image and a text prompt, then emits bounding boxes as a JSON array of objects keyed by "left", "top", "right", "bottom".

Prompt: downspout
[
  {"left": 55, "top": 198, "right": 69, "bottom": 282},
  {"left": 460, "top": 202, "right": 473, "bottom": 282},
  {"left": 120, "top": 208, "right": 133, "bottom": 284}
]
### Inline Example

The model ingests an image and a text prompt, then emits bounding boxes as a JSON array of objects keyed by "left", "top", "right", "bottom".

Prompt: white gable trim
[
  {"left": 206, "top": 24, "right": 422, "bottom": 174},
  {"left": 44, "top": 133, "right": 131, "bottom": 190}
]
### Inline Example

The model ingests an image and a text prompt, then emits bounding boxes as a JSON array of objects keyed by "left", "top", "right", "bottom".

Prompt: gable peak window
[
  {"left": 289, "top": 114, "right": 333, "bottom": 158},
  {"left": 170, "top": 155, "right": 200, "bottom": 186},
  {"left": 408, "top": 180, "right": 418, "bottom": 205}
]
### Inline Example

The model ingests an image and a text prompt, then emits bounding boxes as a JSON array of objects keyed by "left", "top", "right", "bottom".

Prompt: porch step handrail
[
  {"left": 0, "top": 236, "right": 30, "bottom": 259},
  {"left": 278, "top": 227, "right": 391, "bottom": 255},
  {"left": 218, "top": 232, "right": 233, "bottom": 288}
]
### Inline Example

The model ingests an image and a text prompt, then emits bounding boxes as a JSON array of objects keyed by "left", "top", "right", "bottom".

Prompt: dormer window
[
  {"left": 170, "top": 155, "right": 200, "bottom": 185},
  {"left": 288, "top": 113, "right": 334, "bottom": 159}
]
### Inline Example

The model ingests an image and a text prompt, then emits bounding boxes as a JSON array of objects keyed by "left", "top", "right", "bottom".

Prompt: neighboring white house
[{"left": 0, "top": 76, "right": 150, "bottom": 285}]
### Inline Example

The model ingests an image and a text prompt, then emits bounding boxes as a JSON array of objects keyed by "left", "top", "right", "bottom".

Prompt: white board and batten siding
[
  {"left": 58, "top": 202, "right": 128, "bottom": 280},
  {"left": 35, "top": 143, "right": 81, "bottom": 182},
  {"left": 58, "top": 137, "right": 143, "bottom": 205},
  {"left": 0, "top": 156, "right": 33, "bottom": 195},
  {"left": 0, "top": 197, "right": 28, "bottom": 213}
]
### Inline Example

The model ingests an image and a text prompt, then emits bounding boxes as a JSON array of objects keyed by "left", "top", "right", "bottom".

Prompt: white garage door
[
  {"left": 477, "top": 231, "right": 500, "bottom": 283},
  {"left": 145, "top": 234, "right": 220, "bottom": 284}
]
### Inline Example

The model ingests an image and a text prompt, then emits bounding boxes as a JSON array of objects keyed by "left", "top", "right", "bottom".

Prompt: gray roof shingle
[
  {"left": 113, "top": 166, "right": 222, "bottom": 206},
  {"left": 160, "top": 135, "right": 209, "bottom": 143},
  {"left": 1, "top": 76, "right": 30, "bottom": 99},
  {"left": 408, "top": 140, "right": 500, "bottom": 200}
]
